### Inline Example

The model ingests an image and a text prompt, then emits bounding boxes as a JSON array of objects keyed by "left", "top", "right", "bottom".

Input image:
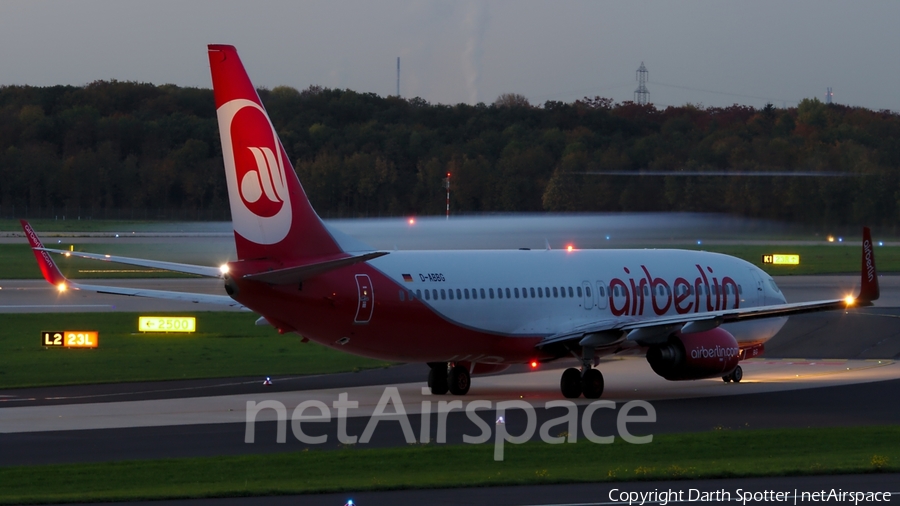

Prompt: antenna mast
[
  {"left": 443, "top": 173, "right": 451, "bottom": 220},
  {"left": 635, "top": 62, "right": 649, "bottom": 105},
  {"left": 396, "top": 57, "right": 400, "bottom": 97}
]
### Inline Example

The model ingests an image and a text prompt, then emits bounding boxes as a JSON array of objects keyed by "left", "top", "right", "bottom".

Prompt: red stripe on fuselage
[{"left": 230, "top": 263, "right": 547, "bottom": 365}]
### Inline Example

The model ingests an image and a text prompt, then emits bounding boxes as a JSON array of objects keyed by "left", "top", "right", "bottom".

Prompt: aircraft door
[
  {"left": 582, "top": 281, "right": 593, "bottom": 309},
  {"left": 596, "top": 281, "right": 608, "bottom": 309},
  {"left": 354, "top": 274, "right": 374, "bottom": 324}
]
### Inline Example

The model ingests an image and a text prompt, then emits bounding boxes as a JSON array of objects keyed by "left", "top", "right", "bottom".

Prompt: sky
[{"left": 1, "top": 0, "right": 898, "bottom": 111}]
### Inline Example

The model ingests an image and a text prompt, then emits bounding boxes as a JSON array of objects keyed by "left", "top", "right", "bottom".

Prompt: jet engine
[{"left": 646, "top": 327, "right": 740, "bottom": 381}]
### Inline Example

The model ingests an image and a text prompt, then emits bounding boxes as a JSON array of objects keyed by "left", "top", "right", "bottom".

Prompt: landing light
[
  {"left": 408, "top": 217, "right": 416, "bottom": 225},
  {"left": 566, "top": 245, "right": 574, "bottom": 252},
  {"left": 219, "top": 264, "right": 230, "bottom": 275},
  {"left": 844, "top": 295, "right": 855, "bottom": 306},
  {"left": 530, "top": 360, "right": 539, "bottom": 369},
  {"left": 827, "top": 235, "right": 835, "bottom": 242},
  {"left": 57, "top": 283, "right": 67, "bottom": 292},
  {"left": 64, "top": 252, "right": 71, "bottom": 257}
]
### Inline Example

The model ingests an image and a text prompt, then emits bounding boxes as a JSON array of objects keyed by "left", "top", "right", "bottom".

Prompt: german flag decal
[{"left": 402, "top": 274, "right": 413, "bottom": 282}]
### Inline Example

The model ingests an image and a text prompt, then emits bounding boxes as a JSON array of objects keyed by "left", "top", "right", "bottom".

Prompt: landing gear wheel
[
  {"left": 722, "top": 375, "right": 732, "bottom": 383},
  {"left": 581, "top": 368, "right": 604, "bottom": 399},
  {"left": 731, "top": 365, "right": 743, "bottom": 383},
  {"left": 428, "top": 363, "right": 448, "bottom": 395},
  {"left": 448, "top": 365, "right": 471, "bottom": 395},
  {"left": 560, "top": 368, "right": 583, "bottom": 398}
]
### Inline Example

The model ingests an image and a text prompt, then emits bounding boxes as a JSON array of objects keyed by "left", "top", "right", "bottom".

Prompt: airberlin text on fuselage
[{"left": 608, "top": 264, "right": 740, "bottom": 317}]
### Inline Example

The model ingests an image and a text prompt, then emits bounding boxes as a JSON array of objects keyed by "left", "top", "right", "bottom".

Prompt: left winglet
[
  {"left": 21, "top": 220, "right": 69, "bottom": 289},
  {"left": 856, "top": 226, "right": 879, "bottom": 304}
]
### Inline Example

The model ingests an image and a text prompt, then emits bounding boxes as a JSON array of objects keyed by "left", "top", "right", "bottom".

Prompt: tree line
[{"left": 0, "top": 81, "right": 898, "bottom": 227}]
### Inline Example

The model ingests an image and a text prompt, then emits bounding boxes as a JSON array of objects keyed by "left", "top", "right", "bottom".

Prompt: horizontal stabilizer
[{"left": 242, "top": 251, "right": 389, "bottom": 284}]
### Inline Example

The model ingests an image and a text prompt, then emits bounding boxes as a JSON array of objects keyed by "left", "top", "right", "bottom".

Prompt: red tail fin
[
  {"left": 20, "top": 220, "right": 68, "bottom": 288},
  {"left": 208, "top": 45, "right": 343, "bottom": 262},
  {"left": 858, "top": 226, "right": 879, "bottom": 302}
]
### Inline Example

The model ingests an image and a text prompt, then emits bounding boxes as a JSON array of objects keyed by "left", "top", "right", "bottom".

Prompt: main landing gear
[
  {"left": 427, "top": 362, "right": 470, "bottom": 395},
  {"left": 560, "top": 367, "right": 604, "bottom": 399},
  {"left": 722, "top": 365, "right": 743, "bottom": 383},
  {"left": 560, "top": 346, "right": 604, "bottom": 399}
]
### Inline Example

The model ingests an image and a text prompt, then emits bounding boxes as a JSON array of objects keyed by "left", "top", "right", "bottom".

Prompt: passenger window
[
  {"left": 577, "top": 286, "right": 583, "bottom": 297},
  {"left": 441, "top": 289, "right": 446, "bottom": 300},
  {"left": 489, "top": 288, "right": 495, "bottom": 299},
  {"left": 530, "top": 287, "right": 536, "bottom": 298},
  {"left": 553, "top": 287, "right": 559, "bottom": 297},
  {"left": 514, "top": 288, "right": 520, "bottom": 298},
  {"left": 505, "top": 288, "right": 511, "bottom": 298},
  {"left": 738, "top": 285, "right": 743, "bottom": 295},
  {"left": 465, "top": 288, "right": 470, "bottom": 299},
  {"left": 568, "top": 287, "right": 574, "bottom": 297},
  {"left": 537, "top": 287, "right": 543, "bottom": 298},
  {"left": 599, "top": 286, "right": 605, "bottom": 297},
  {"left": 432, "top": 289, "right": 438, "bottom": 300},
  {"left": 425, "top": 290, "right": 430, "bottom": 300},
  {"left": 456, "top": 289, "right": 462, "bottom": 299},
  {"left": 643, "top": 285, "right": 649, "bottom": 296},
  {"left": 481, "top": 288, "right": 486, "bottom": 299},
  {"left": 545, "top": 287, "right": 550, "bottom": 297},
  {"left": 498, "top": 288, "right": 503, "bottom": 299},
  {"left": 416, "top": 289, "right": 422, "bottom": 299},
  {"left": 399, "top": 290, "right": 406, "bottom": 301},
  {"left": 448, "top": 289, "right": 454, "bottom": 300}
]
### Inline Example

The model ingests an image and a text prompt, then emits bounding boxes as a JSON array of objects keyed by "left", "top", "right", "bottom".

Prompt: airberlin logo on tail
[
  {"left": 218, "top": 99, "right": 292, "bottom": 245},
  {"left": 240, "top": 146, "right": 287, "bottom": 216}
]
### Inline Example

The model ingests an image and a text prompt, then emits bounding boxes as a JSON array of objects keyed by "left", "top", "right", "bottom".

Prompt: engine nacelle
[{"left": 646, "top": 327, "right": 740, "bottom": 381}]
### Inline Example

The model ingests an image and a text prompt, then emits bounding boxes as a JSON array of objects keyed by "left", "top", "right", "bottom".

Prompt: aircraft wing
[
  {"left": 34, "top": 248, "right": 223, "bottom": 278},
  {"left": 539, "top": 227, "right": 879, "bottom": 349},
  {"left": 21, "top": 220, "right": 242, "bottom": 308}
]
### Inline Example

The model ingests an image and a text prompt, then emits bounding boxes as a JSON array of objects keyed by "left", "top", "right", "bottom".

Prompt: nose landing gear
[{"left": 722, "top": 365, "right": 743, "bottom": 383}]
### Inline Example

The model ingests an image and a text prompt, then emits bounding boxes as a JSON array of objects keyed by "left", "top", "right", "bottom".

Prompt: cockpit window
[{"left": 768, "top": 279, "right": 781, "bottom": 293}]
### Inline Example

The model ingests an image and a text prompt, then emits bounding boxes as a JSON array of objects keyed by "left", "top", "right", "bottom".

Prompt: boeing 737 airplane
[{"left": 22, "top": 44, "right": 880, "bottom": 399}]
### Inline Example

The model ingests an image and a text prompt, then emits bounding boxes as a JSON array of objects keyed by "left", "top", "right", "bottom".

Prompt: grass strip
[
  {"left": 677, "top": 243, "right": 899, "bottom": 276},
  {"left": 0, "top": 312, "right": 391, "bottom": 389},
  {"left": 0, "top": 426, "right": 896, "bottom": 504}
]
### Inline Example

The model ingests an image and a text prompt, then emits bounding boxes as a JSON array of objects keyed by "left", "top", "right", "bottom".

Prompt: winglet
[
  {"left": 20, "top": 220, "right": 69, "bottom": 289},
  {"left": 857, "top": 226, "right": 879, "bottom": 303}
]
